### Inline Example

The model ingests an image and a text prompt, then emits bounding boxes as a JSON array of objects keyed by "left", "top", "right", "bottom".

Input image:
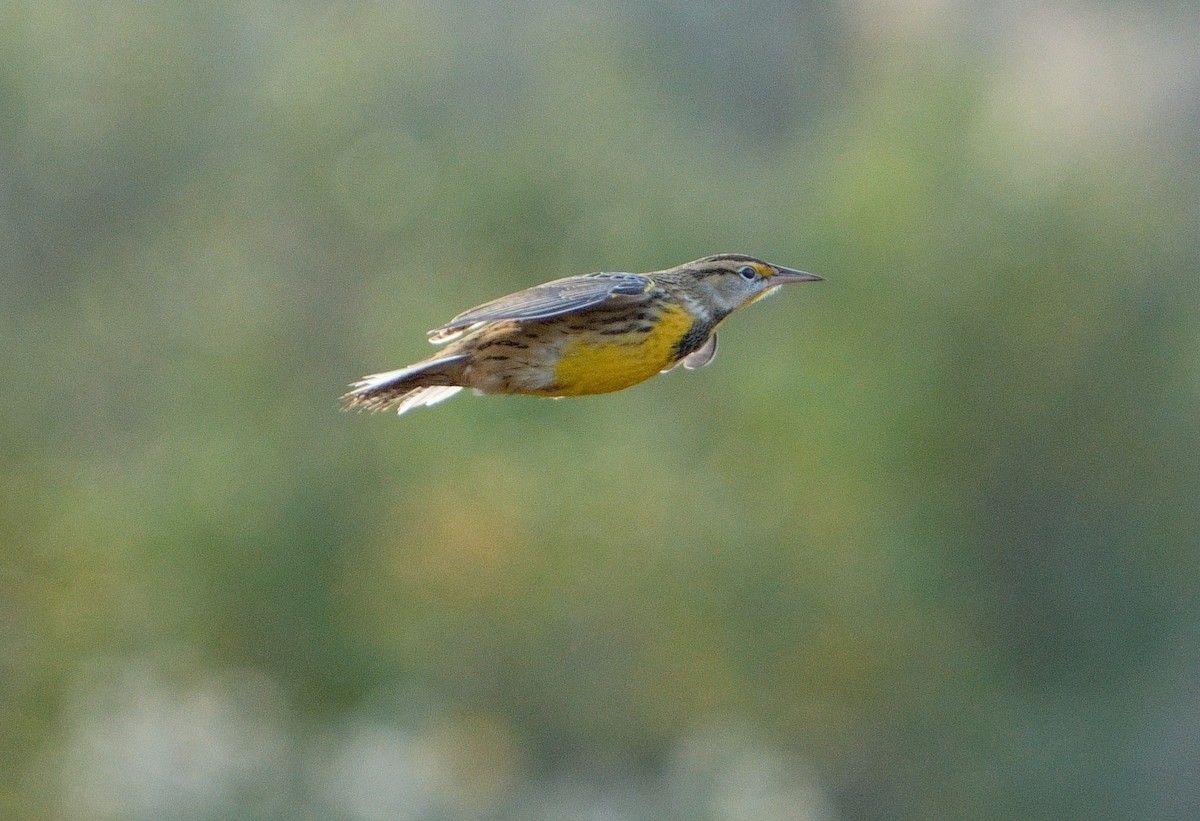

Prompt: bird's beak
[{"left": 771, "top": 266, "right": 823, "bottom": 284}]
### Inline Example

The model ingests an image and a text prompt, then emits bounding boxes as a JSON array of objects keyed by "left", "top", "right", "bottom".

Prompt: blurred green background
[{"left": 4, "top": 1, "right": 1199, "bottom": 818}]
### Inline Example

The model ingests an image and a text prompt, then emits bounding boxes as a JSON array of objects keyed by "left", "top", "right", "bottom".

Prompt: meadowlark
[{"left": 342, "top": 253, "right": 822, "bottom": 415}]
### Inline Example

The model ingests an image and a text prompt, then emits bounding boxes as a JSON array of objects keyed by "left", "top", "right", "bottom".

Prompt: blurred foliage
[{"left": 3, "top": 1, "right": 1199, "bottom": 819}]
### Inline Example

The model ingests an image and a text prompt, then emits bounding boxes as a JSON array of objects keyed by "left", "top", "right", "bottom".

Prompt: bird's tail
[{"left": 341, "top": 354, "right": 469, "bottom": 415}]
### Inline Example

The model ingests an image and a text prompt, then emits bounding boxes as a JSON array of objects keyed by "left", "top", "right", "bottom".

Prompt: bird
[{"left": 342, "top": 253, "right": 822, "bottom": 415}]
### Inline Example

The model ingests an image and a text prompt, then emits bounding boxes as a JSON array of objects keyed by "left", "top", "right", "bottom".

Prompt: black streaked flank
[
  {"left": 598, "top": 323, "right": 644, "bottom": 335},
  {"left": 478, "top": 338, "right": 530, "bottom": 349}
]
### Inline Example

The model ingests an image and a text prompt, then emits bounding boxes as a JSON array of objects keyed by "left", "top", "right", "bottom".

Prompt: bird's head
[{"left": 670, "top": 253, "right": 822, "bottom": 319}]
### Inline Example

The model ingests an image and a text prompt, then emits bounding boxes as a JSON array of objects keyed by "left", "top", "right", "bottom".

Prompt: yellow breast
[{"left": 546, "top": 303, "right": 695, "bottom": 396}]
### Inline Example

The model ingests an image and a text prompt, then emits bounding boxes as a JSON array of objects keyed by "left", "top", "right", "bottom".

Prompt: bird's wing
[
  {"left": 682, "top": 333, "right": 718, "bottom": 369},
  {"left": 428, "top": 272, "right": 656, "bottom": 343}
]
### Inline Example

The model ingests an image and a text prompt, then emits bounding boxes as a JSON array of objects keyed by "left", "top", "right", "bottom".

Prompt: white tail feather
[
  {"left": 342, "top": 354, "right": 468, "bottom": 414},
  {"left": 396, "top": 385, "right": 463, "bottom": 415}
]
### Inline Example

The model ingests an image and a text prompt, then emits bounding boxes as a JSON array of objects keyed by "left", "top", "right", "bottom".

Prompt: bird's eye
[{"left": 738, "top": 265, "right": 758, "bottom": 281}]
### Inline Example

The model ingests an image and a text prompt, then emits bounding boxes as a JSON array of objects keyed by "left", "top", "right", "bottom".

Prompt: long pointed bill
[{"left": 770, "top": 266, "right": 823, "bottom": 283}]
